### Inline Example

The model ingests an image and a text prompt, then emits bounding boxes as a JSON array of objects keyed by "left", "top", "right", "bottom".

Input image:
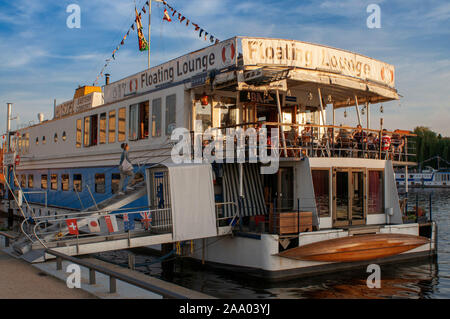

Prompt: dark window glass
[
  {"left": 61, "top": 174, "right": 69, "bottom": 191},
  {"left": 312, "top": 170, "right": 330, "bottom": 217},
  {"left": 368, "top": 170, "right": 384, "bottom": 214},
  {"left": 51, "top": 174, "right": 58, "bottom": 190},
  {"left": 111, "top": 173, "right": 120, "bottom": 194},
  {"left": 28, "top": 174, "right": 33, "bottom": 188},
  {"left": 152, "top": 98, "right": 161, "bottom": 137},
  {"left": 73, "top": 174, "right": 82, "bottom": 192},
  {"left": 41, "top": 175, "right": 48, "bottom": 189},
  {"left": 165, "top": 94, "right": 176, "bottom": 135},
  {"left": 95, "top": 173, "right": 105, "bottom": 193}
]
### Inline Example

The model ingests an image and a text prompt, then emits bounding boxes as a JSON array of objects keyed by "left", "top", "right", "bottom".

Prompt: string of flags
[
  {"left": 65, "top": 211, "right": 153, "bottom": 235},
  {"left": 94, "top": 0, "right": 220, "bottom": 86},
  {"left": 161, "top": 1, "right": 220, "bottom": 45}
]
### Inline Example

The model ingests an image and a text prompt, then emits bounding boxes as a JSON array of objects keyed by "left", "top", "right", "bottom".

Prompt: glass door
[{"left": 333, "top": 168, "right": 366, "bottom": 227}]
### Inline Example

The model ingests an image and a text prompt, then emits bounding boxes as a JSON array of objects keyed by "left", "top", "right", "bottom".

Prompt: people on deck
[{"left": 118, "top": 143, "right": 135, "bottom": 195}]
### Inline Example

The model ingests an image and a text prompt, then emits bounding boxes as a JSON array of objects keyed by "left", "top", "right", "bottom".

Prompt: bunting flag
[
  {"left": 123, "top": 213, "right": 135, "bottom": 231},
  {"left": 66, "top": 219, "right": 79, "bottom": 235},
  {"left": 140, "top": 211, "right": 152, "bottom": 230},
  {"left": 104, "top": 215, "right": 119, "bottom": 233},
  {"left": 163, "top": 8, "right": 172, "bottom": 22},
  {"left": 135, "top": 6, "right": 149, "bottom": 51},
  {"left": 87, "top": 217, "right": 101, "bottom": 233}
]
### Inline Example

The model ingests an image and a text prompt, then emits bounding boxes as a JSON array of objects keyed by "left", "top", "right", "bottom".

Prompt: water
[{"left": 97, "top": 188, "right": 450, "bottom": 299}]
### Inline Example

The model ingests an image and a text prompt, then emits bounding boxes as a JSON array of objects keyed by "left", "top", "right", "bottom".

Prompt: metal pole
[
  {"left": 148, "top": 0, "right": 151, "bottom": 69},
  {"left": 366, "top": 101, "right": 370, "bottom": 129},
  {"left": 354, "top": 95, "right": 362, "bottom": 126},
  {"left": 317, "top": 88, "right": 330, "bottom": 156},
  {"left": 6, "top": 103, "right": 12, "bottom": 229},
  {"left": 275, "top": 89, "right": 288, "bottom": 157},
  {"left": 429, "top": 193, "right": 432, "bottom": 221}
]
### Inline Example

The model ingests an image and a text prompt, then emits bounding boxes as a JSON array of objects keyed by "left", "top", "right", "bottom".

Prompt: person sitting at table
[
  {"left": 285, "top": 126, "right": 299, "bottom": 156},
  {"left": 352, "top": 124, "right": 367, "bottom": 157},
  {"left": 300, "top": 123, "right": 313, "bottom": 156},
  {"left": 380, "top": 129, "right": 392, "bottom": 159},
  {"left": 321, "top": 127, "right": 335, "bottom": 156},
  {"left": 367, "top": 133, "right": 378, "bottom": 158},
  {"left": 391, "top": 132, "right": 405, "bottom": 160},
  {"left": 336, "top": 125, "right": 352, "bottom": 157}
]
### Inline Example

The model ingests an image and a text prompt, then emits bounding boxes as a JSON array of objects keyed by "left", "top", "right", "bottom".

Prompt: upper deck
[{"left": 4, "top": 37, "right": 415, "bottom": 169}]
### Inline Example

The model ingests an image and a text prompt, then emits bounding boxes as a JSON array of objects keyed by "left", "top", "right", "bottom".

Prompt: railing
[
  {"left": 26, "top": 207, "right": 173, "bottom": 249},
  {"left": 194, "top": 122, "right": 416, "bottom": 163},
  {"left": 0, "top": 231, "right": 16, "bottom": 248},
  {"left": 45, "top": 249, "right": 187, "bottom": 298},
  {"left": 215, "top": 202, "right": 238, "bottom": 227}
]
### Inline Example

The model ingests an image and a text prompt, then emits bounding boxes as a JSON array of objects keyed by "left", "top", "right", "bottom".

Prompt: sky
[{"left": 0, "top": 0, "right": 449, "bottom": 135}]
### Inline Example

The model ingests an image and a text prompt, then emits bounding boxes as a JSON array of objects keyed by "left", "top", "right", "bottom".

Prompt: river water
[{"left": 96, "top": 188, "right": 450, "bottom": 299}]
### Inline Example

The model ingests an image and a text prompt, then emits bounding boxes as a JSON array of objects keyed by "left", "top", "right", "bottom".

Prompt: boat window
[
  {"left": 99, "top": 113, "right": 106, "bottom": 144},
  {"left": 62, "top": 131, "right": 67, "bottom": 141},
  {"left": 111, "top": 173, "right": 120, "bottom": 194},
  {"left": 21, "top": 174, "right": 26, "bottom": 188},
  {"left": 194, "top": 97, "right": 212, "bottom": 132},
  {"left": 54, "top": 133, "right": 58, "bottom": 143},
  {"left": 51, "top": 174, "right": 58, "bottom": 190},
  {"left": 217, "top": 97, "right": 237, "bottom": 128},
  {"left": 84, "top": 114, "right": 98, "bottom": 146},
  {"left": 84, "top": 116, "right": 90, "bottom": 147},
  {"left": 42, "top": 136, "right": 46, "bottom": 144},
  {"left": 129, "top": 104, "right": 138, "bottom": 141},
  {"left": 61, "top": 174, "right": 69, "bottom": 191},
  {"left": 28, "top": 174, "right": 33, "bottom": 188},
  {"left": 368, "top": 170, "right": 384, "bottom": 214},
  {"left": 36, "top": 137, "right": 39, "bottom": 145},
  {"left": 165, "top": 94, "right": 176, "bottom": 135},
  {"left": 152, "top": 98, "right": 162, "bottom": 137},
  {"left": 139, "top": 101, "right": 149, "bottom": 139},
  {"left": 312, "top": 169, "right": 330, "bottom": 217},
  {"left": 73, "top": 174, "right": 82, "bottom": 192},
  {"left": 95, "top": 173, "right": 105, "bottom": 193},
  {"left": 118, "top": 107, "right": 126, "bottom": 142},
  {"left": 76, "top": 119, "right": 82, "bottom": 148},
  {"left": 41, "top": 175, "right": 48, "bottom": 190},
  {"left": 23, "top": 133, "right": 29, "bottom": 153},
  {"left": 108, "top": 110, "right": 116, "bottom": 143}
]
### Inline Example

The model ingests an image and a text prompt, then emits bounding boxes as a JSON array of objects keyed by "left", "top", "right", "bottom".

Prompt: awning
[{"left": 222, "top": 163, "right": 267, "bottom": 217}]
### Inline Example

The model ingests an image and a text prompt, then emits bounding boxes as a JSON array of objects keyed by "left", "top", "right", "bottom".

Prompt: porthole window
[
  {"left": 35, "top": 137, "right": 39, "bottom": 145},
  {"left": 62, "top": 131, "right": 67, "bottom": 141},
  {"left": 42, "top": 136, "right": 46, "bottom": 144},
  {"left": 54, "top": 133, "right": 58, "bottom": 143}
]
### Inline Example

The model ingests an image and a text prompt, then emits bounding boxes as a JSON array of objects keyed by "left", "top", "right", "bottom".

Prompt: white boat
[
  {"left": 396, "top": 166, "right": 450, "bottom": 188},
  {"left": 1, "top": 36, "right": 437, "bottom": 280}
]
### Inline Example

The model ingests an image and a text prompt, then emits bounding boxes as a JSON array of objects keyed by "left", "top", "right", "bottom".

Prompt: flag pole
[{"left": 148, "top": 0, "right": 151, "bottom": 69}]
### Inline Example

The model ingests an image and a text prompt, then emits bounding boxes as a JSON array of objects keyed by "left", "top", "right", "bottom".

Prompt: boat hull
[{"left": 277, "top": 233, "right": 430, "bottom": 263}]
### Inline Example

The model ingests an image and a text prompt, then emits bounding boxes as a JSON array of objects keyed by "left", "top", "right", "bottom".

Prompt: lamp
[{"left": 200, "top": 92, "right": 209, "bottom": 106}]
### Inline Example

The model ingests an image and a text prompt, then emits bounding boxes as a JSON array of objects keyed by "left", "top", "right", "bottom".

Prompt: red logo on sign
[
  {"left": 222, "top": 42, "right": 235, "bottom": 65},
  {"left": 129, "top": 78, "right": 138, "bottom": 92},
  {"left": 14, "top": 155, "right": 20, "bottom": 166}
]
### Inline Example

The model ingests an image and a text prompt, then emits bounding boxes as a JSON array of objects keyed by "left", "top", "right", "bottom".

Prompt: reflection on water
[{"left": 99, "top": 188, "right": 450, "bottom": 298}]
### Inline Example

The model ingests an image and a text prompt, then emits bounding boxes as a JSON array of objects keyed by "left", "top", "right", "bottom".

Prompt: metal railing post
[
  {"left": 89, "top": 268, "right": 96, "bottom": 285},
  {"left": 429, "top": 193, "right": 432, "bottom": 222},
  {"left": 56, "top": 256, "right": 62, "bottom": 270},
  {"left": 109, "top": 276, "right": 117, "bottom": 293}
]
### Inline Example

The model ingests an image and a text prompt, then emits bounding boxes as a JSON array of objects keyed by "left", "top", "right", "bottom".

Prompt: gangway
[{"left": 9, "top": 163, "right": 238, "bottom": 263}]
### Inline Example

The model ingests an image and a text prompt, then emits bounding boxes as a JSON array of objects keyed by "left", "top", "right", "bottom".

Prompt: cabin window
[
  {"left": 95, "top": 173, "right": 105, "bottom": 193},
  {"left": 42, "top": 136, "right": 46, "bottom": 144},
  {"left": 118, "top": 107, "right": 126, "bottom": 142},
  {"left": 108, "top": 110, "right": 116, "bottom": 143},
  {"left": 165, "top": 94, "right": 176, "bottom": 135},
  {"left": 36, "top": 137, "right": 39, "bottom": 145},
  {"left": 61, "top": 174, "right": 69, "bottom": 191},
  {"left": 217, "top": 97, "right": 237, "bottom": 128},
  {"left": 129, "top": 104, "right": 138, "bottom": 141},
  {"left": 54, "top": 133, "right": 58, "bottom": 143},
  {"left": 41, "top": 175, "right": 48, "bottom": 190},
  {"left": 194, "top": 98, "right": 212, "bottom": 132},
  {"left": 21, "top": 175, "right": 26, "bottom": 188},
  {"left": 62, "top": 131, "right": 67, "bottom": 141},
  {"left": 50, "top": 174, "right": 58, "bottom": 190},
  {"left": 311, "top": 169, "right": 330, "bottom": 217},
  {"left": 368, "top": 170, "right": 384, "bottom": 214},
  {"left": 99, "top": 113, "right": 107, "bottom": 144},
  {"left": 84, "top": 114, "right": 98, "bottom": 147},
  {"left": 76, "top": 119, "right": 82, "bottom": 148},
  {"left": 84, "top": 116, "right": 90, "bottom": 146},
  {"left": 28, "top": 174, "right": 33, "bottom": 188},
  {"left": 73, "top": 174, "right": 82, "bottom": 192},
  {"left": 152, "top": 98, "right": 162, "bottom": 137},
  {"left": 139, "top": 101, "right": 149, "bottom": 139},
  {"left": 24, "top": 133, "right": 29, "bottom": 153},
  {"left": 111, "top": 173, "right": 120, "bottom": 194}
]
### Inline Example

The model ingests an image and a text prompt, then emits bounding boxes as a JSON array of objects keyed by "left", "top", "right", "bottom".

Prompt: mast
[{"left": 148, "top": 0, "right": 151, "bottom": 68}]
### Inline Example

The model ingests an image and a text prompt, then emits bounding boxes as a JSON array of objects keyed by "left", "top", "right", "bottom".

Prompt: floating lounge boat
[{"left": 277, "top": 233, "right": 430, "bottom": 263}]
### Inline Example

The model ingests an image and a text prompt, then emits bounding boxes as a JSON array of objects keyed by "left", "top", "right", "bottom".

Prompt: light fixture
[
  {"left": 380, "top": 105, "right": 384, "bottom": 113},
  {"left": 327, "top": 95, "right": 332, "bottom": 103},
  {"left": 200, "top": 92, "right": 209, "bottom": 106},
  {"left": 307, "top": 92, "right": 313, "bottom": 101}
]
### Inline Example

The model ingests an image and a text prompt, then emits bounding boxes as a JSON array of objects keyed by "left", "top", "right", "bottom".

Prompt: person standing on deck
[{"left": 118, "top": 143, "right": 135, "bottom": 195}]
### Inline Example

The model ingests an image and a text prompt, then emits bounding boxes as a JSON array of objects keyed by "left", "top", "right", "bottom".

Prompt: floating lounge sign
[
  {"left": 241, "top": 37, "right": 395, "bottom": 87},
  {"left": 104, "top": 38, "right": 238, "bottom": 104}
]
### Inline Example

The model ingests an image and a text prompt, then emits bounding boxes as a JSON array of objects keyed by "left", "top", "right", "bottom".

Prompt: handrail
[
  {"left": 0, "top": 231, "right": 16, "bottom": 247},
  {"left": 45, "top": 249, "right": 187, "bottom": 298}
]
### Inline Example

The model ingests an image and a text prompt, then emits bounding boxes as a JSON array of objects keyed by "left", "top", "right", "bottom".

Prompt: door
[
  {"left": 277, "top": 167, "right": 294, "bottom": 212},
  {"left": 333, "top": 168, "right": 366, "bottom": 227}
]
